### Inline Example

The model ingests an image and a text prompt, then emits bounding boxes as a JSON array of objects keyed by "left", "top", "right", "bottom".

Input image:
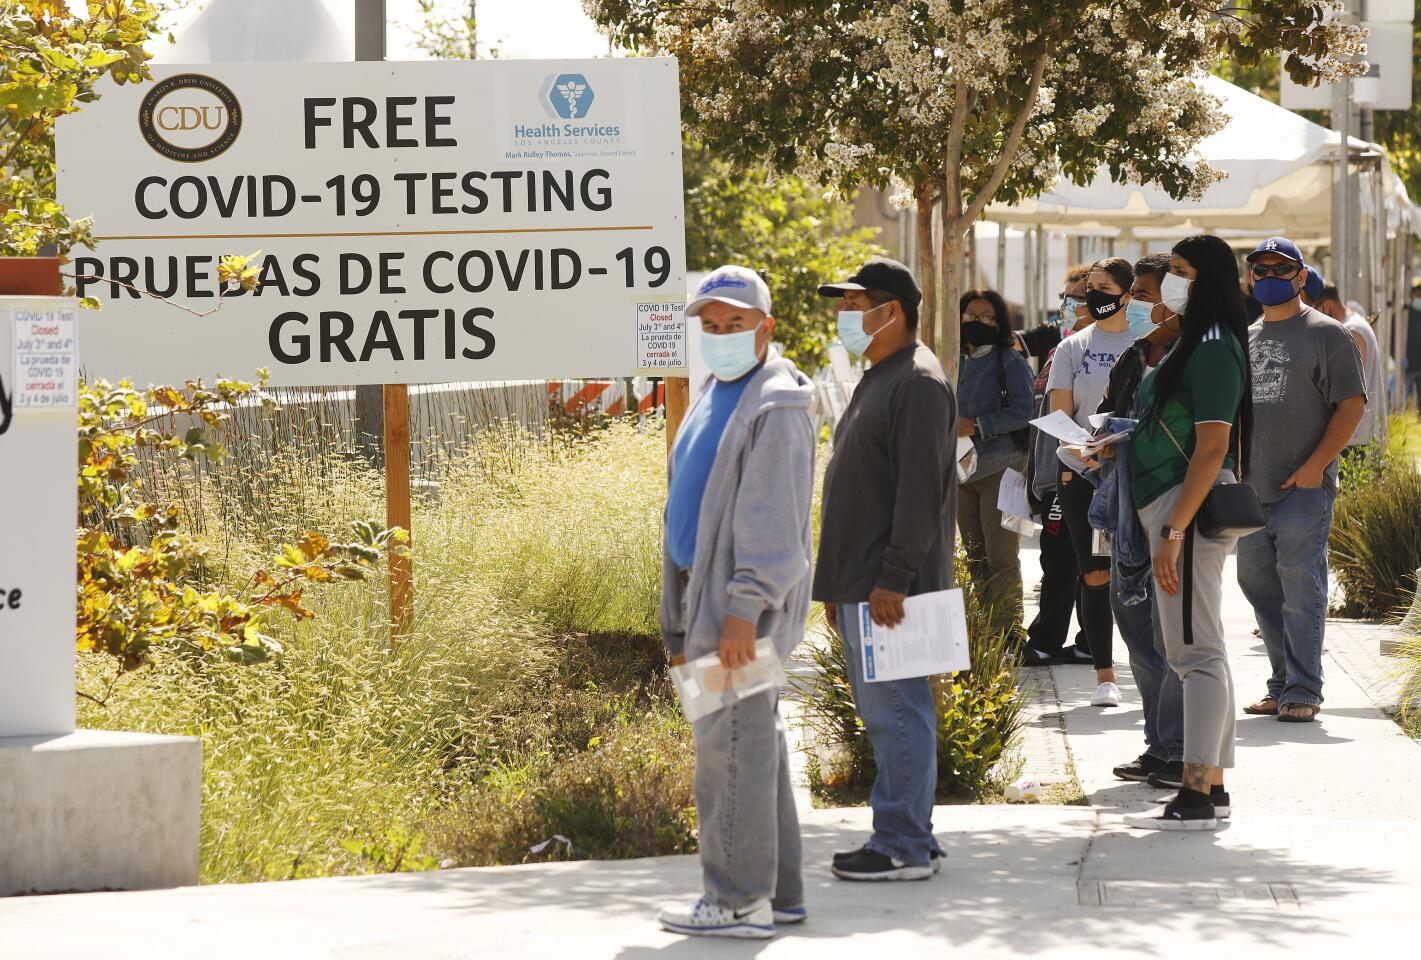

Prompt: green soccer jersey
[{"left": 1129, "top": 326, "right": 1246, "bottom": 509}]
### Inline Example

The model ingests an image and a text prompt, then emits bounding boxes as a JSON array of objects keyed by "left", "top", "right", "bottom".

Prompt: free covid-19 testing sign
[{"left": 57, "top": 58, "right": 688, "bottom": 387}]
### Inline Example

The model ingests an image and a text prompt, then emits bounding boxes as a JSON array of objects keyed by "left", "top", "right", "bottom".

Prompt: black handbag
[{"left": 1155, "top": 415, "right": 1265, "bottom": 540}]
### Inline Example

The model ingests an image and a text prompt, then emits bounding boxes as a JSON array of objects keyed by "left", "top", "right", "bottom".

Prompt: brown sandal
[
  {"left": 1244, "top": 695, "right": 1278, "bottom": 716},
  {"left": 1277, "top": 703, "right": 1320, "bottom": 723}
]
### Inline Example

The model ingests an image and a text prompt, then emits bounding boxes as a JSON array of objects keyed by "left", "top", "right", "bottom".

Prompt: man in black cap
[{"left": 813, "top": 257, "right": 956, "bottom": 881}]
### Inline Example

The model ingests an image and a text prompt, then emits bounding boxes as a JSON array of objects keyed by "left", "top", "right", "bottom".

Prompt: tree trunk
[
  {"left": 914, "top": 180, "right": 937, "bottom": 355},
  {"left": 939, "top": 210, "right": 966, "bottom": 384}
]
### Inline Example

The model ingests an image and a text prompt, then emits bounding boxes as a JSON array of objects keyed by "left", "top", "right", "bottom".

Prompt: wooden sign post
[
  {"left": 665, "top": 375, "right": 690, "bottom": 451},
  {"left": 383, "top": 383, "right": 413, "bottom": 635}
]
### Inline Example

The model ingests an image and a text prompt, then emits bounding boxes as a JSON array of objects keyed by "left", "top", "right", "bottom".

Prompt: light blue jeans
[
  {"left": 1236, "top": 486, "right": 1335, "bottom": 707},
  {"left": 692, "top": 690, "right": 804, "bottom": 910},
  {"left": 1111, "top": 564, "right": 1184, "bottom": 763},
  {"left": 837, "top": 604, "right": 942, "bottom": 866}
]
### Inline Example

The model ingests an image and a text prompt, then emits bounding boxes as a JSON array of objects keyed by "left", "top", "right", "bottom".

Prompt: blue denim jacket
[{"left": 1088, "top": 416, "right": 1150, "bottom": 607}]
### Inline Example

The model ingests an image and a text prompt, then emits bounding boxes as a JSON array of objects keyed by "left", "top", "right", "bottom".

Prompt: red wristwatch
[{"left": 1160, "top": 525, "right": 1185, "bottom": 541}]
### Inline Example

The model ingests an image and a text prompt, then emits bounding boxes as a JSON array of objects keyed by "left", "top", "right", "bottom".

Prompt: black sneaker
[
  {"left": 1145, "top": 762, "right": 1185, "bottom": 789},
  {"left": 832, "top": 843, "right": 869, "bottom": 864},
  {"left": 1159, "top": 786, "right": 1231, "bottom": 818},
  {"left": 831, "top": 848, "right": 934, "bottom": 881},
  {"left": 835, "top": 844, "right": 943, "bottom": 873},
  {"left": 930, "top": 849, "right": 945, "bottom": 874},
  {"left": 1124, "top": 796, "right": 1218, "bottom": 832},
  {"left": 1018, "top": 644, "right": 1064, "bottom": 667},
  {"left": 1062, "top": 645, "right": 1095, "bottom": 665},
  {"left": 1113, "top": 753, "right": 1166, "bottom": 782}
]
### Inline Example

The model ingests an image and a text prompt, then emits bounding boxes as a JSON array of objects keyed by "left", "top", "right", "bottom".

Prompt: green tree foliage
[
  {"left": 76, "top": 372, "right": 406, "bottom": 703},
  {"left": 0, "top": 1, "right": 160, "bottom": 256},
  {"left": 586, "top": 1, "right": 1367, "bottom": 376},
  {"left": 683, "top": 138, "right": 882, "bottom": 370}
]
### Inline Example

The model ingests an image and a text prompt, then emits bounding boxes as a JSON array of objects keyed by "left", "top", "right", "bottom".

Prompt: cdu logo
[{"left": 548, "top": 74, "right": 594, "bottom": 119}]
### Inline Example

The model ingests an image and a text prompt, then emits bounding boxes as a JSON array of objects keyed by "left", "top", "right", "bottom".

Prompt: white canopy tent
[
  {"left": 987, "top": 74, "right": 1418, "bottom": 242},
  {"left": 985, "top": 74, "right": 1418, "bottom": 405}
]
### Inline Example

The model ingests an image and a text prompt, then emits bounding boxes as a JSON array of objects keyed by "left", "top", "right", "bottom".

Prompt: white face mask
[{"left": 1160, "top": 272, "right": 1191, "bottom": 315}]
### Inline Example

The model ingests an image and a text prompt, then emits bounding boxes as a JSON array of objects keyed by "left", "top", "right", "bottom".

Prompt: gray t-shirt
[
  {"left": 1045, "top": 323, "right": 1138, "bottom": 474},
  {"left": 1344, "top": 312, "right": 1387, "bottom": 447},
  {"left": 1248, "top": 306, "right": 1367, "bottom": 503}
]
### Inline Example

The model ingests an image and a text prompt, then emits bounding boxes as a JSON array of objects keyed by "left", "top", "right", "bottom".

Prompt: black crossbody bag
[{"left": 1154, "top": 414, "right": 1264, "bottom": 540}]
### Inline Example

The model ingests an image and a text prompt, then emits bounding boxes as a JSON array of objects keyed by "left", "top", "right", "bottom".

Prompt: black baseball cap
[{"left": 818, "top": 257, "right": 922, "bottom": 307}]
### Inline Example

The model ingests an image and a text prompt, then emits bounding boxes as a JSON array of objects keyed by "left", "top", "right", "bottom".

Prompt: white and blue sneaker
[
  {"left": 658, "top": 897, "right": 775, "bottom": 939},
  {"left": 772, "top": 904, "right": 807, "bottom": 925}
]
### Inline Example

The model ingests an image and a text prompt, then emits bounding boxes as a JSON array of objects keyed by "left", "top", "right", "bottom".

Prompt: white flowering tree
[{"left": 587, "top": 0, "right": 1364, "bottom": 376}]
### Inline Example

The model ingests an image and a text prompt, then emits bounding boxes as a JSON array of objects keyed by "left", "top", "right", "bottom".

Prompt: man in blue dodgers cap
[
  {"left": 1236, "top": 237, "right": 1366, "bottom": 724},
  {"left": 813, "top": 257, "right": 957, "bottom": 881}
]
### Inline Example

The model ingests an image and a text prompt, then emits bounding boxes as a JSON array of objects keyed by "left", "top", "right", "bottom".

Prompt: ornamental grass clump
[
  {"left": 81, "top": 419, "right": 682, "bottom": 881},
  {"left": 797, "top": 553, "right": 1025, "bottom": 802},
  {"left": 1329, "top": 414, "right": 1421, "bottom": 619}
]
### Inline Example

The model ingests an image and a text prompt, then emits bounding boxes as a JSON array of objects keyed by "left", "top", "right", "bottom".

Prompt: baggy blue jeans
[
  {"left": 1236, "top": 486, "right": 1335, "bottom": 707},
  {"left": 837, "top": 604, "right": 942, "bottom": 865},
  {"left": 1111, "top": 561, "right": 1184, "bottom": 762}
]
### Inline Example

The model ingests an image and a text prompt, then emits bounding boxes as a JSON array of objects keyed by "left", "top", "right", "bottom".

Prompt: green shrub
[
  {"left": 1330, "top": 445, "right": 1421, "bottom": 619},
  {"left": 428, "top": 693, "right": 696, "bottom": 866},
  {"left": 797, "top": 554, "right": 1025, "bottom": 802}
]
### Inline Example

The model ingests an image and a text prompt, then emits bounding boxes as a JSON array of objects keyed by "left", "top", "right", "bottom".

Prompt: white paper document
[
  {"left": 670, "top": 639, "right": 785, "bottom": 723},
  {"left": 956, "top": 436, "right": 978, "bottom": 482},
  {"left": 997, "top": 467, "right": 1031, "bottom": 520},
  {"left": 1029, "top": 410, "right": 1094, "bottom": 445},
  {"left": 859, "top": 589, "right": 971, "bottom": 683}
]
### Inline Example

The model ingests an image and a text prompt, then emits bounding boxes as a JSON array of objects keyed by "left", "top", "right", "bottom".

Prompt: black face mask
[
  {"left": 961, "top": 321, "right": 998, "bottom": 348},
  {"left": 1085, "top": 289, "right": 1124, "bottom": 321}
]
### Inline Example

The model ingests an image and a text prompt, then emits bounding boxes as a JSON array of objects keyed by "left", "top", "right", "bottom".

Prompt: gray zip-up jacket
[{"left": 659, "top": 349, "right": 817, "bottom": 663}]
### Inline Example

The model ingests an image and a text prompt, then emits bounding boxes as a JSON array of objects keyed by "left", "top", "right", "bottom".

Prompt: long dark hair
[
  {"left": 1153, "top": 234, "right": 1253, "bottom": 473},
  {"left": 959, "top": 288, "right": 1015, "bottom": 349}
]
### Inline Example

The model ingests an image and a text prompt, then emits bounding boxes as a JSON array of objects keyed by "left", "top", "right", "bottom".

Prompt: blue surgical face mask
[
  {"left": 700, "top": 321, "right": 763, "bottom": 381},
  {"left": 1060, "top": 296, "right": 1081, "bottom": 334},
  {"left": 1253, "top": 275, "right": 1301, "bottom": 307},
  {"left": 1125, "top": 298, "right": 1158, "bottom": 339},
  {"left": 836, "top": 302, "right": 891, "bottom": 357}
]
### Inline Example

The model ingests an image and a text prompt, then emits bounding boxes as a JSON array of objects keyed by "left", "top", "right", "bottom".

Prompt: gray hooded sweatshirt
[{"left": 660, "top": 349, "right": 817, "bottom": 663}]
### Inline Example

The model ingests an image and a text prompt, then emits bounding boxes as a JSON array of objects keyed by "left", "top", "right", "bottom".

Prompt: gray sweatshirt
[{"left": 659, "top": 349, "right": 817, "bottom": 662}]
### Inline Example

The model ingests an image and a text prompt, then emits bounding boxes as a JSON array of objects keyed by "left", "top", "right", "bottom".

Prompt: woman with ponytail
[{"left": 1123, "top": 235, "right": 1252, "bottom": 832}]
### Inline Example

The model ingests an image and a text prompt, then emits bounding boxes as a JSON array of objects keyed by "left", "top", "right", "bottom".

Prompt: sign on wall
[
  {"left": 57, "top": 59, "right": 688, "bottom": 387},
  {"left": 0, "top": 298, "right": 79, "bottom": 738}
]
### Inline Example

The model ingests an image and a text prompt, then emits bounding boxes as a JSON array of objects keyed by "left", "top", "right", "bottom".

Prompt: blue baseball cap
[
  {"left": 1302, "top": 267, "right": 1325, "bottom": 302},
  {"left": 1246, "top": 236, "right": 1305, "bottom": 265}
]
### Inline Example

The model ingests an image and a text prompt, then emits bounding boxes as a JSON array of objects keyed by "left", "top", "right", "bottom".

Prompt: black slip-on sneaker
[
  {"left": 1124, "top": 797, "right": 1218, "bottom": 832},
  {"left": 1113, "top": 753, "right": 1167, "bottom": 783},
  {"left": 831, "top": 848, "right": 934, "bottom": 881},
  {"left": 1145, "top": 762, "right": 1185, "bottom": 789},
  {"left": 1062, "top": 645, "right": 1095, "bottom": 665},
  {"left": 1159, "top": 787, "right": 1231, "bottom": 818}
]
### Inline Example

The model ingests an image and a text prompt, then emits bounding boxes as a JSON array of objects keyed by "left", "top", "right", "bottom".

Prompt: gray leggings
[{"left": 1137, "top": 476, "right": 1238, "bottom": 769}]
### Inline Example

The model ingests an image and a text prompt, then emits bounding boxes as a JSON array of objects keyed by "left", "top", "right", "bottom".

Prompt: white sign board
[
  {"left": 0, "top": 298, "right": 79, "bottom": 738},
  {"left": 57, "top": 59, "right": 688, "bottom": 387}
]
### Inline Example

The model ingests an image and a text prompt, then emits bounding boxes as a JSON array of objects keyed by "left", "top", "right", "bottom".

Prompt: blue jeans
[
  {"left": 1236, "top": 487, "right": 1335, "bottom": 707},
  {"left": 837, "top": 604, "right": 941, "bottom": 865},
  {"left": 1111, "top": 563, "right": 1183, "bottom": 763}
]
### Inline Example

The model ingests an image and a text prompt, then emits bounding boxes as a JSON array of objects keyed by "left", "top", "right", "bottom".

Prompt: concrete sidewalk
[{"left": 3, "top": 549, "right": 1419, "bottom": 958}]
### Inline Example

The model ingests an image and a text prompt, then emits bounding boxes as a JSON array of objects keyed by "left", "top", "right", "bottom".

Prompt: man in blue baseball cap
[{"left": 1236, "top": 237, "right": 1366, "bottom": 724}]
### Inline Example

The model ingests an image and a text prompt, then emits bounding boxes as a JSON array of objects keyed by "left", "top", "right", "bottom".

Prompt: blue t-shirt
[{"left": 665, "top": 371, "right": 757, "bottom": 569}]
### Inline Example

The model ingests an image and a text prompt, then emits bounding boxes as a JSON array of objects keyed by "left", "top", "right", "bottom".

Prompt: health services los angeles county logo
[
  {"left": 139, "top": 73, "right": 242, "bottom": 163},
  {"left": 508, "top": 73, "right": 625, "bottom": 155}
]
